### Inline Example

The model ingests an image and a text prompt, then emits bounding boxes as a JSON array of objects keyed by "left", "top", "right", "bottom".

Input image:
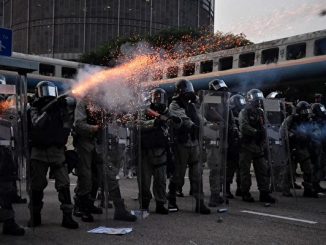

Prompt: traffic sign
[{"left": 0, "top": 28, "right": 12, "bottom": 57}]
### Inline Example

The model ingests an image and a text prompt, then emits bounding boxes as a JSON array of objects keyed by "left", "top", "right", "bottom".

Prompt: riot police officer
[
  {"left": 28, "top": 81, "right": 78, "bottom": 229},
  {"left": 138, "top": 88, "right": 181, "bottom": 214},
  {"left": 205, "top": 79, "right": 235, "bottom": 206},
  {"left": 227, "top": 94, "right": 246, "bottom": 198},
  {"left": 73, "top": 93, "right": 137, "bottom": 222},
  {"left": 168, "top": 79, "right": 210, "bottom": 214},
  {"left": 239, "top": 89, "right": 276, "bottom": 203},
  {"left": 282, "top": 101, "right": 319, "bottom": 197},
  {"left": 0, "top": 94, "right": 25, "bottom": 235}
]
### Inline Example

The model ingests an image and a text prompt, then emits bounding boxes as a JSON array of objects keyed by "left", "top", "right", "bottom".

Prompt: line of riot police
[{"left": 1, "top": 76, "right": 325, "bottom": 236}]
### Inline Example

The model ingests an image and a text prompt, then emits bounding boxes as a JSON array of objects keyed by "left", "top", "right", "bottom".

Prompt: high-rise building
[{"left": 0, "top": 0, "right": 214, "bottom": 60}]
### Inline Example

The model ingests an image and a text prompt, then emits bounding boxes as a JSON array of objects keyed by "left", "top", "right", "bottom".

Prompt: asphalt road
[{"left": 1, "top": 170, "right": 325, "bottom": 245}]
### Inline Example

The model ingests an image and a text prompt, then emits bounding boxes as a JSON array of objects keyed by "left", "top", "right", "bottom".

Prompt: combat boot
[
  {"left": 208, "top": 193, "right": 223, "bottom": 207},
  {"left": 195, "top": 199, "right": 211, "bottom": 214},
  {"left": 62, "top": 211, "right": 79, "bottom": 229},
  {"left": 3, "top": 219, "right": 25, "bottom": 236},
  {"left": 113, "top": 199, "right": 137, "bottom": 222},
  {"left": 155, "top": 202, "right": 169, "bottom": 215},
  {"left": 242, "top": 192, "right": 255, "bottom": 202},
  {"left": 168, "top": 198, "right": 179, "bottom": 212},
  {"left": 259, "top": 191, "right": 277, "bottom": 203}
]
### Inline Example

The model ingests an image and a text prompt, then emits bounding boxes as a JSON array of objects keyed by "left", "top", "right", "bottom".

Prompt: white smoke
[{"left": 73, "top": 42, "right": 172, "bottom": 113}]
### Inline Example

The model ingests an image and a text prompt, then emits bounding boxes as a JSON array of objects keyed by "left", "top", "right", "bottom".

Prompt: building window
[
  {"left": 314, "top": 38, "right": 326, "bottom": 56},
  {"left": 39, "top": 64, "right": 55, "bottom": 76},
  {"left": 286, "top": 43, "right": 306, "bottom": 60},
  {"left": 239, "top": 52, "right": 255, "bottom": 68},
  {"left": 183, "top": 63, "right": 195, "bottom": 76},
  {"left": 62, "top": 67, "right": 77, "bottom": 78},
  {"left": 166, "top": 66, "right": 179, "bottom": 79},
  {"left": 261, "top": 48, "right": 279, "bottom": 64},
  {"left": 219, "top": 56, "right": 233, "bottom": 71},
  {"left": 200, "top": 60, "right": 213, "bottom": 74}
]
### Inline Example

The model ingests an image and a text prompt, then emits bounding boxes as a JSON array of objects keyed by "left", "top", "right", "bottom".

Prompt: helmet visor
[
  {"left": 239, "top": 98, "right": 246, "bottom": 105},
  {"left": 150, "top": 91, "right": 166, "bottom": 105},
  {"left": 248, "top": 91, "right": 264, "bottom": 101},
  {"left": 182, "top": 82, "right": 195, "bottom": 94},
  {"left": 211, "top": 80, "right": 227, "bottom": 91},
  {"left": 299, "top": 108, "right": 312, "bottom": 115},
  {"left": 38, "top": 85, "right": 58, "bottom": 98}
]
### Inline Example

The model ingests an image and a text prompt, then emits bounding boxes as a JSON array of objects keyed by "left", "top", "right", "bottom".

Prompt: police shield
[
  {"left": 0, "top": 84, "right": 26, "bottom": 196},
  {"left": 199, "top": 90, "right": 229, "bottom": 207},
  {"left": 262, "top": 98, "right": 289, "bottom": 192},
  {"left": 97, "top": 112, "right": 137, "bottom": 222}
]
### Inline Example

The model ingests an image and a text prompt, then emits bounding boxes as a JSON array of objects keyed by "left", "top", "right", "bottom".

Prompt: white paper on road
[{"left": 88, "top": 226, "right": 133, "bottom": 235}]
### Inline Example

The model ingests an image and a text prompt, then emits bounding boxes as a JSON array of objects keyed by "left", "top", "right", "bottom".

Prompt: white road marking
[{"left": 241, "top": 210, "right": 317, "bottom": 224}]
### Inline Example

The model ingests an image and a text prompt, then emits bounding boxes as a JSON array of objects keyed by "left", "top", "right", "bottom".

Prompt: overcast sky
[{"left": 214, "top": 0, "right": 326, "bottom": 43}]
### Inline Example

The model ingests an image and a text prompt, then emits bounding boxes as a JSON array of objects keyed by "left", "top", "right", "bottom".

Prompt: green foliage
[{"left": 80, "top": 27, "right": 252, "bottom": 66}]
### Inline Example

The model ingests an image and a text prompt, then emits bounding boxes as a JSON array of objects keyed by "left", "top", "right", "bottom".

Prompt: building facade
[{"left": 0, "top": 0, "right": 214, "bottom": 60}]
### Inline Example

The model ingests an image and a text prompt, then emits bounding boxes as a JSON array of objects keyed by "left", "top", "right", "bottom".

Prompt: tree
[{"left": 80, "top": 28, "right": 252, "bottom": 66}]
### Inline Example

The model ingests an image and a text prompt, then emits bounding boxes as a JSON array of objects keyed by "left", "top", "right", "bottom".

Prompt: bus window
[
  {"left": 261, "top": 48, "right": 279, "bottom": 64},
  {"left": 39, "top": 63, "right": 55, "bottom": 76},
  {"left": 286, "top": 43, "right": 306, "bottom": 60},
  {"left": 314, "top": 38, "right": 326, "bottom": 56},
  {"left": 219, "top": 56, "right": 233, "bottom": 71},
  {"left": 200, "top": 60, "right": 213, "bottom": 74},
  {"left": 183, "top": 63, "right": 195, "bottom": 76},
  {"left": 239, "top": 52, "right": 255, "bottom": 68},
  {"left": 166, "top": 66, "right": 179, "bottom": 79},
  {"left": 62, "top": 67, "right": 77, "bottom": 78}
]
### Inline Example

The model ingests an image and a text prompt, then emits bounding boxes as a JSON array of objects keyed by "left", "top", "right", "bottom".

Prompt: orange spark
[
  {"left": 0, "top": 100, "right": 13, "bottom": 114},
  {"left": 72, "top": 55, "right": 156, "bottom": 96}
]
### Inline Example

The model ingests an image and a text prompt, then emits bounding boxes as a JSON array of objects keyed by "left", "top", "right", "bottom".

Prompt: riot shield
[
  {"left": 99, "top": 112, "right": 140, "bottom": 223},
  {"left": 262, "top": 98, "right": 290, "bottom": 193},
  {"left": 199, "top": 90, "right": 230, "bottom": 213},
  {"left": 0, "top": 83, "right": 27, "bottom": 198}
]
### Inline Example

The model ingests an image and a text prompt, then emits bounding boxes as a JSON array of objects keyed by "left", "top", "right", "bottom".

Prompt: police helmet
[
  {"left": 149, "top": 88, "right": 168, "bottom": 112},
  {"left": 208, "top": 79, "right": 228, "bottom": 91},
  {"left": 175, "top": 79, "right": 196, "bottom": 102},
  {"left": 229, "top": 94, "right": 246, "bottom": 110},
  {"left": 35, "top": 81, "right": 58, "bottom": 99},
  {"left": 246, "top": 89, "right": 264, "bottom": 103},
  {"left": 296, "top": 101, "right": 311, "bottom": 116},
  {"left": 266, "top": 91, "right": 283, "bottom": 99},
  {"left": 175, "top": 79, "right": 194, "bottom": 95},
  {"left": 0, "top": 75, "right": 6, "bottom": 85},
  {"left": 311, "top": 103, "right": 326, "bottom": 118}
]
